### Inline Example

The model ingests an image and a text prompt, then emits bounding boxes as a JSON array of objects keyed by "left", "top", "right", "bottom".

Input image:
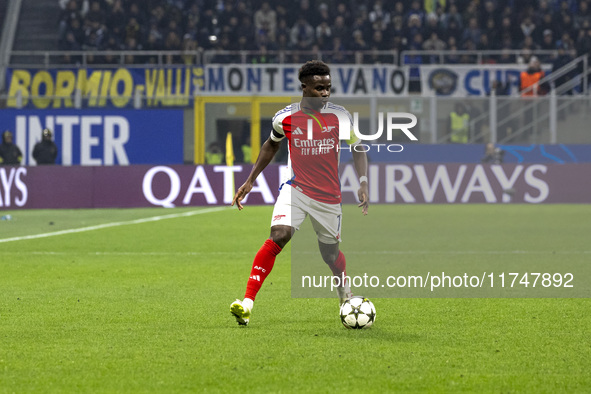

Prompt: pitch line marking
[
  {"left": 0, "top": 207, "right": 229, "bottom": 244},
  {"left": 1, "top": 250, "right": 589, "bottom": 256}
]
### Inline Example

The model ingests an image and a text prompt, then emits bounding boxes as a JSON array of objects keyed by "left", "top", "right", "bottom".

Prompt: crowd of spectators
[{"left": 58, "top": 0, "right": 591, "bottom": 65}]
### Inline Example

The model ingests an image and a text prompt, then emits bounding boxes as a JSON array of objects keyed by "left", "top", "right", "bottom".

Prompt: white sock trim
[{"left": 242, "top": 298, "right": 254, "bottom": 311}]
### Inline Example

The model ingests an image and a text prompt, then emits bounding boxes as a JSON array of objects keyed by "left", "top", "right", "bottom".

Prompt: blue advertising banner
[
  {"left": 5, "top": 65, "right": 409, "bottom": 109},
  {"left": 419, "top": 64, "right": 553, "bottom": 96},
  {"left": 0, "top": 109, "right": 184, "bottom": 165}
]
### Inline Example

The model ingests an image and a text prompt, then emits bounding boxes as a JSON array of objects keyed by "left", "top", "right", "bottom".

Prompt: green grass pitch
[{"left": 0, "top": 205, "right": 589, "bottom": 392}]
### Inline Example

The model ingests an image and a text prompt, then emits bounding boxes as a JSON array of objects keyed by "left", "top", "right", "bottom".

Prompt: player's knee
[
  {"left": 321, "top": 249, "right": 339, "bottom": 265},
  {"left": 318, "top": 240, "right": 340, "bottom": 264},
  {"left": 270, "top": 226, "right": 292, "bottom": 248}
]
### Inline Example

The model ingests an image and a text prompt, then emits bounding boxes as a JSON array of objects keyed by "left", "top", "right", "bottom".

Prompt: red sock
[
  {"left": 327, "top": 251, "right": 347, "bottom": 278},
  {"left": 244, "top": 239, "right": 282, "bottom": 301}
]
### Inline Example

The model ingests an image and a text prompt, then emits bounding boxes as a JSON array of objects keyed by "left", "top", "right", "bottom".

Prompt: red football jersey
[{"left": 271, "top": 102, "right": 357, "bottom": 204}]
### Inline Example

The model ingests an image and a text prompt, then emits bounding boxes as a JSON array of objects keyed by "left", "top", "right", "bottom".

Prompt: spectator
[
  {"left": 106, "top": 0, "right": 126, "bottom": 40},
  {"left": 577, "top": 27, "right": 591, "bottom": 59},
  {"left": 558, "top": 13, "right": 576, "bottom": 40},
  {"left": 66, "top": 17, "right": 85, "bottom": 45},
  {"left": 478, "top": 33, "right": 493, "bottom": 54},
  {"left": 519, "top": 17, "right": 539, "bottom": 43},
  {"left": 448, "top": 103, "right": 470, "bottom": 143},
  {"left": 481, "top": 143, "right": 505, "bottom": 164},
  {"left": 290, "top": 16, "right": 315, "bottom": 50},
  {"left": 128, "top": 2, "right": 146, "bottom": 28},
  {"left": 462, "top": 1, "right": 479, "bottom": 27},
  {"left": 539, "top": 13, "right": 555, "bottom": 36},
  {"left": 423, "top": 12, "right": 442, "bottom": 39},
  {"left": 254, "top": 2, "right": 277, "bottom": 42},
  {"left": 331, "top": 15, "right": 348, "bottom": 41},
  {"left": 125, "top": 17, "right": 142, "bottom": 43},
  {"left": 351, "top": 29, "right": 368, "bottom": 52},
  {"left": 59, "top": 0, "right": 84, "bottom": 41},
  {"left": 406, "top": 0, "right": 425, "bottom": 25},
  {"left": 404, "top": 14, "right": 423, "bottom": 44},
  {"left": 556, "top": 32, "right": 575, "bottom": 51},
  {"left": 552, "top": 46, "right": 577, "bottom": 96},
  {"left": 316, "top": 21, "right": 332, "bottom": 50},
  {"left": 536, "top": 1, "right": 553, "bottom": 24},
  {"left": 316, "top": 3, "right": 331, "bottom": 28},
  {"left": 85, "top": 1, "right": 105, "bottom": 26},
  {"left": 423, "top": 32, "right": 446, "bottom": 51},
  {"left": 575, "top": 1, "right": 591, "bottom": 29},
  {"left": 521, "top": 36, "right": 540, "bottom": 52},
  {"left": 499, "top": 17, "right": 516, "bottom": 48},
  {"left": 521, "top": 57, "right": 547, "bottom": 96},
  {"left": 462, "top": 17, "right": 481, "bottom": 45},
  {"left": 497, "top": 47, "right": 515, "bottom": 64},
  {"left": 444, "top": 18, "right": 463, "bottom": 43},
  {"left": 479, "top": 0, "right": 499, "bottom": 27},
  {"left": 369, "top": 0, "right": 391, "bottom": 31},
  {"left": 0, "top": 131, "right": 22, "bottom": 166},
  {"left": 442, "top": 4, "right": 463, "bottom": 31},
  {"left": 520, "top": 57, "right": 547, "bottom": 138},
  {"left": 241, "top": 136, "right": 251, "bottom": 164},
  {"left": 205, "top": 142, "right": 223, "bottom": 165},
  {"left": 59, "top": 31, "right": 82, "bottom": 64},
  {"left": 33, "top": 129, "right": 58, "bottom": 165},
  {"left": 484, "top": 18, "right": 499, "bottom": 46},
  {"left": 163, "top": 31, "right": 182, "bottom": 64},
  {"left": 296, "top": 0, "right": 315, "bottom": 23},
  {"left": 236, "top": 15, "right": 256, "bottom": 47},
  {"left": 182, "top": 34, "right": 200, "bottom": 65},
  {"left": 371, "top": 30, "right": 388, "bottom": 51},
  {"left": 335, "top": 2, "right": 352, "bottom": 26},
  {"left": 445, "top": 42, "right": 461, "bottom": 63},
  {"left": 351, "top": 15, "right": 371, "bottom": 43},
  {"left": 540, "top": 30, "right": 556, "bottom": 61},
  {"left": 123, "top": 37, "right": 142, "bottom": 64},
  {"left": 328, "top": 37, "right": 348, "bottom": 63}
]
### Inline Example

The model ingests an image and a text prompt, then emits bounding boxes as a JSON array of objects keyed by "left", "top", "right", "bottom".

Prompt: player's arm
[
  {"left": 231, "top": 137, "right": 281, "bottom": 210},
  {"left": 352, "top": 148, "right": 369, "bottom": 215}
]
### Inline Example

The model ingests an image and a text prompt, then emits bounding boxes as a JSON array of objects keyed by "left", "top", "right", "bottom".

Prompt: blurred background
[{"left": 0, "top": 0, "right": 590, "bottom": 207}]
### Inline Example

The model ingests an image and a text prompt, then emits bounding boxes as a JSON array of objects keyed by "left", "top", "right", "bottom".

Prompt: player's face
[{"left": 301, "top": 75, "right": 331, "bottom": 102}]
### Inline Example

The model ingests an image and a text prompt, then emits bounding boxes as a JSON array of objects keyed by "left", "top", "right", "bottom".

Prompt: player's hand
[
  {"left": 231, "top": 181, "right": 253, "bottom": 210},
  {"left": 358, "top": 183, "right": 369, "bottom": 216}
]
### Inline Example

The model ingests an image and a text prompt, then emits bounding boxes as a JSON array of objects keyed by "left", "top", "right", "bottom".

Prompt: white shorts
[{"left": 271, "top": 185, "right": 342, "bottom": 244}]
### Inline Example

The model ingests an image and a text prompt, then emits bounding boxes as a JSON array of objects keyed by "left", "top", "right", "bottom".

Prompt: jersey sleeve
[
  {"left": 270, "top": 106, "right": 290, "bottom": 142},
  {"left": 341, "top": 108, "right": 359, "bottom": 146}
]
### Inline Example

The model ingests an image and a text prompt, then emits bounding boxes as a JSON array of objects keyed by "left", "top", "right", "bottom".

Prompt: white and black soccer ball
[{"left": 339, "top": 296, "right": 376, "bottom": 329}]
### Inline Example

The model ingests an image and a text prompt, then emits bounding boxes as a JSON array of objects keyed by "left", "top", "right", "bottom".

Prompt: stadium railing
[
  {"left": 8, "top": 49, "right": 399, "bottom": 68},
  {"left": 0, "top": 0, "right": 23, "bottom": 92},
  {"left": 8, "top": 48, "right": 571, "bottom": 69},
  {"left": 464, "top": 55, "right": 591, "bottom": 144},
  {"left": 399, "top": 49, "right": 562, "bottom": 66}
]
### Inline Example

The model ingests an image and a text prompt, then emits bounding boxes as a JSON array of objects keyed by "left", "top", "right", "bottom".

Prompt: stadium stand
[
  {"left": 15, "top": 0, "right": 60, "bottom": 51},
  {"left": 51, "top": 0, "right": 591, "bottom": 65}
]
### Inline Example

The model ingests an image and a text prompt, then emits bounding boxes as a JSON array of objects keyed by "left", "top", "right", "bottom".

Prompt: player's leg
[
  {"left": 243, "top": 224, "right": 292, "bottom": 303},
  {"left": 309, "top": 204, "right": 352, "bottom": 305},
  {"left": 230, "top": 225, "right": 292, "bottom": 326},
  {"left": 231, "top": 186, "right": 305, "bottom": 325},
  {"left": 318, "top": 241, "right": 352, "bottom": 305}
]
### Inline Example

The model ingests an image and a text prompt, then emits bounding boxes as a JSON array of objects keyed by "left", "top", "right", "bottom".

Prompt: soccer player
[{"left": 230, "top": 60, "right": 368, "bottom": 326}]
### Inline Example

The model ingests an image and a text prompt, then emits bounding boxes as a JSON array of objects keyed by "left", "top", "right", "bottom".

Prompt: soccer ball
[{"left": 339, "top": 296, "right": 376, "bottom": 329}]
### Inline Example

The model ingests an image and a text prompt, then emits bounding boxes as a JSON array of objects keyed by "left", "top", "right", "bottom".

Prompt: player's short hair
[{"left": 298, "top": 60, "right": 330, "bottom": 82}]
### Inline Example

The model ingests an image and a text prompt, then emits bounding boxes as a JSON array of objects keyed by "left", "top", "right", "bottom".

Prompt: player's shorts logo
[{"left": 273, "top": 214, "right": 286, "bottom": 221}]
